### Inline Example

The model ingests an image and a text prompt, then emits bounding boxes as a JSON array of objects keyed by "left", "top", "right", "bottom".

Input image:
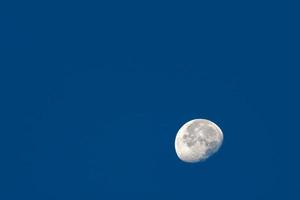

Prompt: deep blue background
[{"left": 0, "top": 1, "right": 299, "bottom": 199}]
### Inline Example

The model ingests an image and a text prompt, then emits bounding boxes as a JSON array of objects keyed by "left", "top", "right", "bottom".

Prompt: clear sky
[{"left": 1, "top": 0, "right": 299, "bottom": 199}]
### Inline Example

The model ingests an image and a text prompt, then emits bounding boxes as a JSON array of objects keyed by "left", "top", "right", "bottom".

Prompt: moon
[{"left": 175, "top": 119, "right": 223, "bottom": 163}]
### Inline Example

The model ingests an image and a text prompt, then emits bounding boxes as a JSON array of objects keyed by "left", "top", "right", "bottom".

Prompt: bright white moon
[{"left": 175, "top": 119, "right": 223, "bottom": 163}]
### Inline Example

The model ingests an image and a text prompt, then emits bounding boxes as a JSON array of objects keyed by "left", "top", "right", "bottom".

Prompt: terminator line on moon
[{"left": 175, "top": 119, "right": 223, "bottom": 163}]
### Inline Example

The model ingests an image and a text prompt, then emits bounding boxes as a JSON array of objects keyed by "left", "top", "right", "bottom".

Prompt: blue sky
[{"left": 1, "top": 1, "right": 299, "bottom": 199}]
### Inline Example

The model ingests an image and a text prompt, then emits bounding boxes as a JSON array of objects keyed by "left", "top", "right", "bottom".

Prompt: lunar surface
[{"left": 175, "top": 119, "right": 223, "bottom": 163}]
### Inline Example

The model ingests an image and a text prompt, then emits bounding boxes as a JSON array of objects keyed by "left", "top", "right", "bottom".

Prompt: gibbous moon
[{"left": 175, "top": 119, "right": 223, "bottom": 163}]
